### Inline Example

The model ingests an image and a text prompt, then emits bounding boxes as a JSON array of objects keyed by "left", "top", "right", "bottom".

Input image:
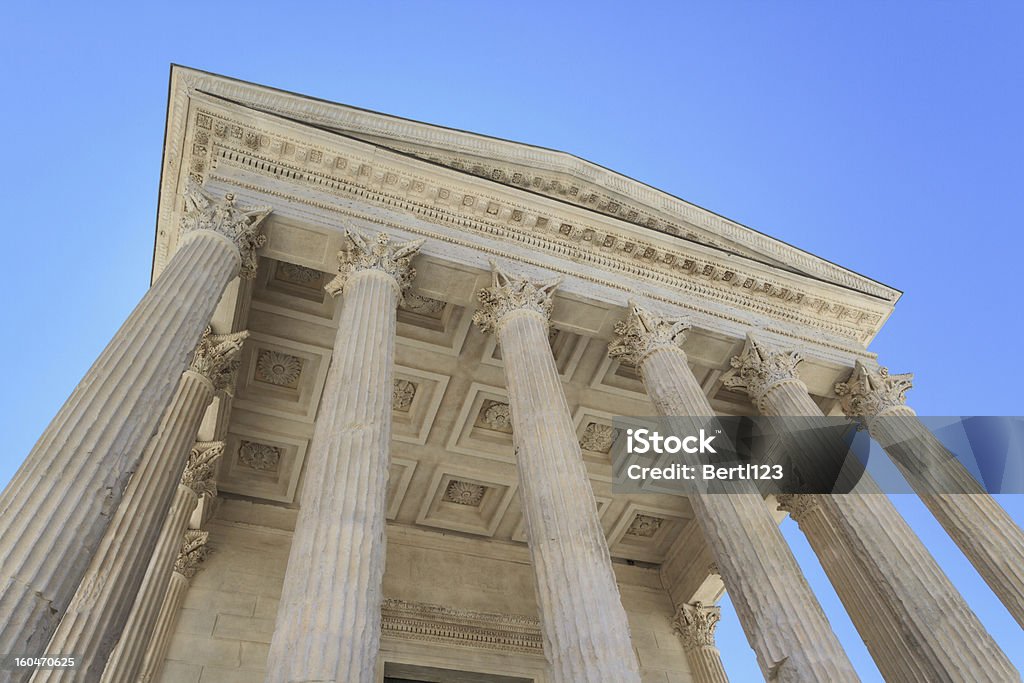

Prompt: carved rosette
[
  {"left": 180, "top": 181, "right": 272, "bottom": 279},
  {"left": 173, "top": 529, "right": 210, "bottom": 579},
  {"left": 472, "top": 262, "right": 562, "bottom": 334},
  {"left": 776, "top": 493, "right": 823, "bottom": 524},
  {"left": 834, "top": 360, "right": 914, "bottom": 421},
  {"left": 324, "top": 230, "right": 425, "bottom": 300},
  {"left": 188, "top": 328, "right": 249, "bottom": 394},
  {"left": 608, "top": 303, "right": 691, "bottom": 366},
  {"left": 672, "top": 602, "right": 721, "bottom": 651},
  {"left": 181, "top": 441, "right": 224, "bottom": 498},
  {"left": 721, "top": 335, "right": 804, "bottom": 411}
]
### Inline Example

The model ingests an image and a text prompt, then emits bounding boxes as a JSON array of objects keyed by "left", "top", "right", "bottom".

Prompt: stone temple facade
[{"left": 1, "top": 66, "right": 1022, "bottom": 683}]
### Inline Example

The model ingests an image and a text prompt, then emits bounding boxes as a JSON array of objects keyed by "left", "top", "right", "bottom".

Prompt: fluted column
[
  {"left": 609, "top": 305, "right": 858, "bottom": 682},
  {"left": 136, "top": 531, "right": 210, "bottom": 683},
  {"left": 0, "top": 184, "right": 269, "bottom": 667},
  {"left": 100, "top": 442, "right": 225, "bottom": 683},
  {"left": 264, "top": 231, "right": 423, "bottom": 683},
  {"left": 672, "top": 602, "right": 729, "bottom": 683},
  {"left": 724, "top": 336, "right": 1019, "bottom": 682},
  {"left": 36, "top": 331, "right": 242, "bottom": 681},
  {"left": 836, "top": 361, "right": 1024, "bottom": 629},
  {"left": 473, "top": 265, "right": 641, "bottom": 683}
]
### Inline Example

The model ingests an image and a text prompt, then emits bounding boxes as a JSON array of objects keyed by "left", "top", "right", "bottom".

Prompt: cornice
[
  {"left": 168, "top": 66, "right": 897, "bottom": 305},
  {"left": 158, "top": 94, "right": 892, "bottom": 346}
]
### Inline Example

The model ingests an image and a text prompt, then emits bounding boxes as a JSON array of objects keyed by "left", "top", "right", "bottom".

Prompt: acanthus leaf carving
[
  {"left": 324, "top": 230, "right": 424, "bottom": 300},
  {"left": 180, "top": 181, "right": 272, "bottom": 279},
  {"left": 834, "top": 360, "right": 914, "bottom": 421},
  {"left": 472, "top": 262, "right": 561, "bottom": 334},
  {"left": 174, "top": 529, "right": 211, "bottom": 579},
  {"left": 608, "top": 302, "right": 690, "bottom": 367},
  {"left": 671, "top": 602, "right": 721, "bottom": 650},
  {"left": 189, "top": 327, "right": 249, "bottom": 395},
  {"left": 181, "top": 441, "right": 224, "bottom": 498},
  {"left": 721, "top": 335, "right": 803, "bottom": 411}
]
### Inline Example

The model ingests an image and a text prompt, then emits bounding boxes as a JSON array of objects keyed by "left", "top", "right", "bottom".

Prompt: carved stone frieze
[
  {"left": 173, "top": 529, "right": 211, "bottom": 579},
  {"left": 472, "top": 263, "right": 561, "bottom": 333},
  {"left": 181, "top": 441, "right": 224, "bottom": 498},
  {"left": 608, "top": 303, "right": 690, "bottom": 366},
  {"left": 238, "top": 440, "right": 281, "bottom": 473},
  {"left": 834, "top": 360, "right": 914, "bottom": 420},
  {"left": 324, "top": 230, "right": 424, "bottom": 299},
  {"left": 672, "top": 602, "right": 721, "bottom": 651},
  {"left": 189, "top": 328, "right": 248, "bottom": 395},
  {"left": 443, "top": 480, "right": 486, "bottom": 507},
  {"left": 400, "top": 292, "right": 445, "bottom": 317},
  {"left": 721, "top": 335, "right": 804, "bottom": 411},
  {"left": 179, "top": 181, "right": 271, "bottom": 279},
  {"left": 255, "top": 349, "right": 303, "bottom": 388},
  {"left": 275, "top": 262, "right": 323, "bottom": 288},
  {"left": 380, "top": 599, "right": 543, "bottom": 654}
]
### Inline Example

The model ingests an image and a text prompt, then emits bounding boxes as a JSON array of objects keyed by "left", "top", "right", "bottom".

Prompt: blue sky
[{"left": 2, "top": 2, "right": 1022, "bottom": 679}]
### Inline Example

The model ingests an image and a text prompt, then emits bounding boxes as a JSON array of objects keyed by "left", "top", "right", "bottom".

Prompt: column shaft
[
  {"left": 498, "top": 311, "right": 641, "bottom": 682},
  {"left": 631, "top": 336, "right": 858, "bottom": 681},
  {"left": 100, "top": 484, "right": 200, "bottom": 683},
  {"left": 0, "top": 230, "right": 242, "bottom": 667},
  {"left": 33, "top": 369, "right": 215, "bottom": 681},
  {"left": 135, "top": 572, "right": 190, "bottom": 683},
  {"left": 874, "top": 411, "right": 1024, "bottom": 629},
  {"left": 265, "top": 231, "right": 421, "bottom": 683},
  {"left": 732, "top": 339, "right": 1019, "bottom": 682}
]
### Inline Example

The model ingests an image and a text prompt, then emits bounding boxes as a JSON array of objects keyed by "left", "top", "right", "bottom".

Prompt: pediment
[{"left": 168, "top": 65, "right": 899, "bottom": 304}]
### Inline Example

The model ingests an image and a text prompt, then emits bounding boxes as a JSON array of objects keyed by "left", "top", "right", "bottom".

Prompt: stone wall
[{"left": 155, "top": 504, "right": 692, "bottom": 683}]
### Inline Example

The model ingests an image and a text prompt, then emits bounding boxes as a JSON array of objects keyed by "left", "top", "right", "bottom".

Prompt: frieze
[
  {"left": 381, "top": 598, "right": 543, "bottom": 654},
  {"left": 173, "top": 69, "right": 895, "bottom": 302}
]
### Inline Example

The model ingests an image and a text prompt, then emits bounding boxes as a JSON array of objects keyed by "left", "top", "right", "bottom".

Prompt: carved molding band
[
  {"left": 381, "top": 599, "right": 543, "bottom": 654},
  {"left": 180, "top": 181, "right": 271, "bottom": 279}
]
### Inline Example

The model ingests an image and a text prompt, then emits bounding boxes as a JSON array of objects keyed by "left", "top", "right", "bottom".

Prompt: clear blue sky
[{"left": 2, "top": 2, "right": 1022, "bottom": 680}]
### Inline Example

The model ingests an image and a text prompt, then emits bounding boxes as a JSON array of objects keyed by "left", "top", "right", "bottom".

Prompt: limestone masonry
[{"left": 1, "top": 66, "right": 1022, "bottom": 683}]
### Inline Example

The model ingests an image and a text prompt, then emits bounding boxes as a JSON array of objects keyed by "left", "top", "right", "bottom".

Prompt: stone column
[
  {"left": 672, "top": 602, "right": 729, "bottom": 683},
  {"left": 135, "top": 531, "right": 211, "bottom": 683},
  {"left": 36, "top": 332, "right": 242, "bottom": 682},
  {"left": 836, "top": 361, "right": 1024, "bottom": 630},
  {"left": 264, "top": 231, "right": 423, "bottom": 683},
  {"left": 0, "top": 184, "right": 269, "bottom": 666},
  {"left": 609, "top": 305, "right": 858, "bottom": 682},
  {"left": 100, "top": 442, "right": 224, "bottom": 683},
  {"left": 473, "top": 264, "right": 641, "bottom": 683},
  {"left": 724, "top": 336, "right": 1018, "bottom": 682}
]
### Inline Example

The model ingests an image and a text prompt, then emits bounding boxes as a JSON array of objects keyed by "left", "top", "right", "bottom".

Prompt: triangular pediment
[{"left": 168, "top": 66, "right": 899, "bottom": 304}]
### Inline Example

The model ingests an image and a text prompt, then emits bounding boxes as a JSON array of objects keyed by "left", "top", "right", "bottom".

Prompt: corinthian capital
[
  {"left": 671, "top": 602, "right": 721, "bottom": 651},
  {"left": 776, "top": 493, "right": 823, "bottom": 524},
  {"left": 324, "top": 230, "right": 424, "bottom": 300},
  {"left": 181, "top": 441, "right": 224, "bottom": 498},
  {"left": 189, "top": 328, "right": 249, "bottom": 395},
  {"left": 472, "top": 262, "right": 562, "bottom": 334},
  {"left": 608, "top": 303, "right": 690, "bottom": 366},
  {"left": 180, "top": 181, "right": 272, "bottom": 279},
  {"left": 173, "top": 529, "right": 211, "bottom": 579},
  {"left": 722, "top": 335, "right": 803, "bottom": 410},
  {"left": 834, "top": 360, "right": 914, "bottom": 420}
]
